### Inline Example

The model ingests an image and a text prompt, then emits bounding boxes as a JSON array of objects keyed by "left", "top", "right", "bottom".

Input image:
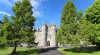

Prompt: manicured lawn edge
[
  {"left": 58, "top": 48, "right": 100, "bottom": 55},
  {"left": 0, "top": 47, "right": 40, "bottom": 55}
]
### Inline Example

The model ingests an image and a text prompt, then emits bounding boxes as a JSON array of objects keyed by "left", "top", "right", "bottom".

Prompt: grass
[
  {"left": 0, "top": 47, "right": 40, "bottom": 55},
  {"left": 58, "top": 47, "right": 100, "bottom": 55}
]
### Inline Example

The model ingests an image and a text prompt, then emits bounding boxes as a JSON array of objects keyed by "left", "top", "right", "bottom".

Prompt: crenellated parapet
[
  {"left": 34, "top": 23, "right": 57, "bottom": 47},
  {"left": 36, "top": 27, "right": 42, "bottom": 32}
]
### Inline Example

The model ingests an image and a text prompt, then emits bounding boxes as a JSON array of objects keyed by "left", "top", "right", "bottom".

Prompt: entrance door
[{"left": 47, "top": 41, "right": 50, "bottom": 46}]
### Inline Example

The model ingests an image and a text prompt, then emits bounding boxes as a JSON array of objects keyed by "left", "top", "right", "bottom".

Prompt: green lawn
[
  {"left": 0, "top": 47, "right": 40, "bottom": 55},
  {"left": 58, "top": 47, "right": 100, "bottom": 55}
]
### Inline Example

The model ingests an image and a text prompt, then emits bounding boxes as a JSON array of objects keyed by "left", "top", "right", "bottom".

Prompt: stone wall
[{"left": 35, "top": 23, "right": 57, "bottom": 47}]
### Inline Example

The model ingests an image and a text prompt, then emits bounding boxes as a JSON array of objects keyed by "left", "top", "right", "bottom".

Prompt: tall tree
[
  {"left": 56, "top": 1, "right": 82, "bottom": 47},
  {"left": 85, "top": 0, "right": 100, "bottom": 24},
  {"left": 85, "top": 0, "right": 100, "bottom": 47},
  {"left": 10, "top": 0, "right": 36, "bottom": 54},
  {"left": 78, "top": 18, "right": 95, "bottom": 46},
  {"left": 0, "top": 15, "right": 8, "bottom": 49},
  {"left": 0, "top": 15, "right": 12, "bottom": 49}
]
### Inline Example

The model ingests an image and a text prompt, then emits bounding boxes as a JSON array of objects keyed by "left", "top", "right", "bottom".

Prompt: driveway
[{"left": 38, "top": 47, "right": 65, "bottom": 55}]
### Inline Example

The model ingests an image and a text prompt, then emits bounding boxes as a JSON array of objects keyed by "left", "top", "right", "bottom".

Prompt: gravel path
[{"left": 38, "top": 47, "right": 65, "bottom": 55}]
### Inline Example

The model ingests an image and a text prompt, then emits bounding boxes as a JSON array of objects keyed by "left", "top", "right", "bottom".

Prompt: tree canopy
[
  {"left": 56, "top": 1, "right": 83, "bottom": 46},
  {"left": 0, "top": 0, "right": 36, "bottom": 54},
  {"left": 85, "top": 0, "right": 100, "bottom": 47}
]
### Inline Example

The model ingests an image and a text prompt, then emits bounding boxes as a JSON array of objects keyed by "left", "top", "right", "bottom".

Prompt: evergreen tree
[
  {"left": 93, "top": 24, "right": 100, "bottom": 47},
  {"left": 78, "top": 18, "right": 95, "bottom": 46},
  {"left": 10, "top": 0, "right": 36, "bottom": 54},
  {"left": 56, "top": 1, "right": 82, "bottom": 47},
  {"left": 0, "top": 15, "right": 12, "bottom": 49},
  {"left": 85, "top": 0, "right": 100, "bottom": 24},
  {"left": 85, "top": 0, "right": 100, "bottom": 47}
]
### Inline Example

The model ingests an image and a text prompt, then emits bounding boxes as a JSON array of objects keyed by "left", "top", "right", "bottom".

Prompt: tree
[
  {"left": 10, "top": 0, "right": 36, "bottom": 54},
  {"left": 0, "top": 15, "right": 11, "bottom": 49},
  {"left": 56, "top": 1, "right": 82, "bottom": 47},
  {"left": 85, "top": 0, "right": 100, "bottom": 24},
  {"left": 85, "top": 0, "right": 100, "bottom": 47},
  {"left": 78, "top": 18, "right": 95, "bottom": 46},
  {"left": 93, "top": 24, "right": 100, "bottom": 47}
]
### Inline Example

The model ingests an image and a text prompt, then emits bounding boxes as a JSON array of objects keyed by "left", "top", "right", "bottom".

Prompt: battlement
[
  {"left": 36, "top": 27, "right": 42, "bottom": 32},
  {"left": 35, "top": 23, "right": 56, "bottom": 32},
  {"left": 35, "top": 23, "right": 57, "bottom": 47}
]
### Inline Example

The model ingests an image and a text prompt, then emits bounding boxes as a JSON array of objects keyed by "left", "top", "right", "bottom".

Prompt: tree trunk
[
  {"left": 10, "top": 42, "right": 17, "bottom": 55},
  {"left": 76, "top": 47, "right": 81, "bottom": 53},
  {"left": 76, "top": 46, "right": 81, "bottom": 53}
]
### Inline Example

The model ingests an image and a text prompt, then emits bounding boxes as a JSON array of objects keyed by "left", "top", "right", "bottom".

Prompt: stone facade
[{"left": 35, "top": 23, "right": 57, "bottom": 47}]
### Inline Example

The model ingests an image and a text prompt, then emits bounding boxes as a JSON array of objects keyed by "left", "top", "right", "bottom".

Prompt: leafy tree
[
  {"left": 10, "top": 0, "right": 36, "bottom": 54},
  {"left": 56, "top": 1, "right": 82, "bottom": 47},
  {"left": 85, "top": 0, "right": 100, "bottom": 47}
]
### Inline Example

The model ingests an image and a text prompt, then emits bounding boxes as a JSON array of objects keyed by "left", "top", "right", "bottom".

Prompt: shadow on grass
[
  {"left": 16, "top": 48, "right": 39, "bottom": 55},
  {"left": 64, "top": 47, "right": 100, "bottom": 53}
]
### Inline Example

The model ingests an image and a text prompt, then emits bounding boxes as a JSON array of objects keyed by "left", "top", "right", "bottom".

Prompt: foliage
[
  {"left": 78, "top": 18, "right": 95, "bottom": 46},
  {"left": 56, "top": 1, "right": 83, "bottom": 46},
  {"left": 11, "top": 0, "right": 35, "bottom": 43},
  {"left": 85, "top": 0, "right": 100, "bottom": 24},
  {"left": 9, "top": 0, "right": 36, "bottom": 54},
  {"left": 0, "top": 0, "right": 36, "bottom": 54},
  {"left": 0, "top": 15, "right": 11, "bottom": 49},
  {"left": 85, "top": 0, "right": 100, "bottom": 46},
  {"left": 93, "top": 24, "right": 100, "bottom": 46}
]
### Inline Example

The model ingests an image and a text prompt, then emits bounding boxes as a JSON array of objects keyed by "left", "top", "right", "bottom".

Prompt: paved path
[{"left": 38, "top": 47, "right": 65, "bottom": 55}]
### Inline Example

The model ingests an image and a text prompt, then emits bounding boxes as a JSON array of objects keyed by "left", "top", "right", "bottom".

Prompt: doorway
[{"left": 47, "top": 41, "right": 50, "bottom": 46}]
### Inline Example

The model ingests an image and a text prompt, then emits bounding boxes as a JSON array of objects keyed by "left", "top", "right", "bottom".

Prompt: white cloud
[
  {"left": 0, "top": 11, "right": 11, "bottom": 16},
  {"left": 33, "top": 9, "right": 43, "bottom": 17},
  {"left": 31, "top": 0, "right": 41, "bottom": 9},
  {"left": 34, "top": 21, "right": 39, "bottom": 24},
  {"left": 0, "top": 0, "right": 46, "bottom": 17},
  {"left": 0, "top": 0, "right": 13, "bottom": 7},
  {"left": 30, "top": 0, "right": 45, "bottom": 17}
]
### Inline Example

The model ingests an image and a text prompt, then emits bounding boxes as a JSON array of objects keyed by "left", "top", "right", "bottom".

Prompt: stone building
[{"left": 35, "top": 23, "right": 57, "bottom": 47}]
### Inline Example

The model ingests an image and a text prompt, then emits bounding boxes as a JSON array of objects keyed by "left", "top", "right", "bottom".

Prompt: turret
[
  {"left": 41, "top": 23, "right": 47, "bottom": 47},
  {"left": 50, "top": 23, "right": 57, "bottom": 46}
]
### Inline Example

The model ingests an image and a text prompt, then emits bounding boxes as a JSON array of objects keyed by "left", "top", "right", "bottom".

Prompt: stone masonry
[{"left": 35, "top": 23, "right": 57, "bottom": 47}]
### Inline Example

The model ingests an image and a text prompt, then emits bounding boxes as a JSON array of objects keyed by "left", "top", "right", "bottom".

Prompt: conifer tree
[
  {"left": 0, "top": 15, "right": 12, "bottom": 49},
  {"left": 85, "top": 0, "right": 100, "bottom": 24},
  {"left": 85, "top": 0, "right": 100, "bottom": 47},
  {"left": 0, "top": 15, "right": 8, "bottom": 49},
  {"left": 56, "top": 1, "right": 82, "bottom": 46},
  {"left": 10, "top": 0, "right": 36, "bottom": 54},
  {"left": 78, "top": 18, "right": 95, "bottom": 46}
]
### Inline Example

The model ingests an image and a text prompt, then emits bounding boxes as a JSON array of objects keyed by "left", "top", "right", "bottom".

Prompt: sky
[{"left": 0, "top": 0, "right": 94, "bottom": 28}]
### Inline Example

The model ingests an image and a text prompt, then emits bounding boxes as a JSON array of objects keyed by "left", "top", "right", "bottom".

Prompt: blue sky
[{"left": 0, "top": 0, "right": 94, "bottom": 28}]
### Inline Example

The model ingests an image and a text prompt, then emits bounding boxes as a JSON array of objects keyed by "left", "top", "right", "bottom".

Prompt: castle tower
[
  {"left": 50, "top": 23, "right": 57, "bottom": 47},
  {"left": 35, "top": 23, "right": 57, "bottom": 47},
  {"left": 41, "top": 23, "right": 47, "bottom": 47}
]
